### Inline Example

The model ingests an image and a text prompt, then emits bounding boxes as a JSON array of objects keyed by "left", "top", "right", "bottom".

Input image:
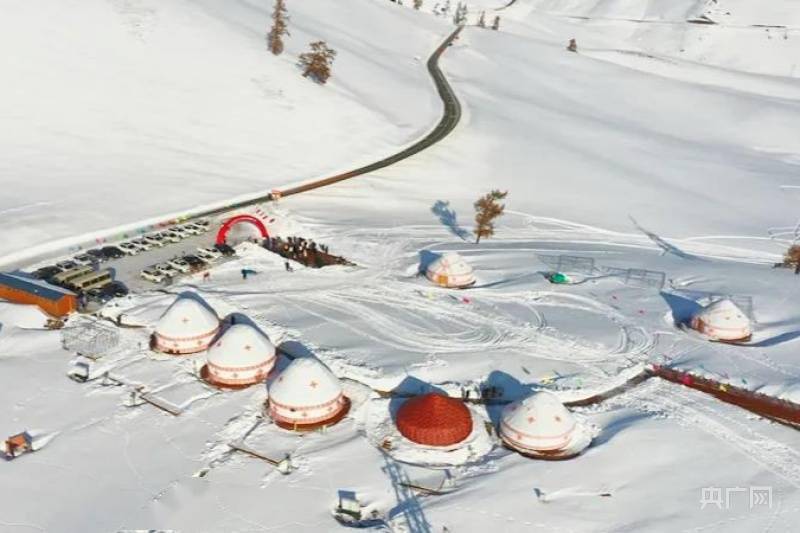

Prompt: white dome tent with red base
[
  {"left": 202, "top": 323, "right": 277, "bottom": 388},
  {"left": 152, "top": 294, "right": 220, "bottom": 355},
  {"left": 425, "top": 252, "right": 476, "bottom": 289},
  {"left": 690, "top": 298, "right": 752, "bottom": 342},
  {"left": 499, "top": 391, "right": 593, "bottom": 460},
  {"left": 267, "top": 357, "right": 350, "bottom": 431}
]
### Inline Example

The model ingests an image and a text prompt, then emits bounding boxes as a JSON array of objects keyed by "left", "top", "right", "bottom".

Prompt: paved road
[
  {"left": 179, "top": 25, "right": 464, "bottom": 218},
  {"left": 9, "top": 26, "right": 465, "bottom": 281}
]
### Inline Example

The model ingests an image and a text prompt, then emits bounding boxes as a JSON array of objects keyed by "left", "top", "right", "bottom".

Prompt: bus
[
  {"left": 51, "top": 266, "right": 94, "bottom": 287},
  {"left": 67, "top": 270, "right": 113, "bottom": 293}
]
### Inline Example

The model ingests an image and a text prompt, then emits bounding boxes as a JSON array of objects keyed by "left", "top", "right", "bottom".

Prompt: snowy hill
[{"left": 0, "top": 0, "right": 447, "bottom": 258}]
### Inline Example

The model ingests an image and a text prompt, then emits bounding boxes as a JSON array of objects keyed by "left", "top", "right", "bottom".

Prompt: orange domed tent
[{"left": 396, "top": 393, "right": 472, "bottom": 446}]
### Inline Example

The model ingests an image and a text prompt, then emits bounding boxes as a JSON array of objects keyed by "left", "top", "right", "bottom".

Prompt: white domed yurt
[
  {"left": 425, "top": 253, "right": 476, "bottom": 289},
  {"left": 267, "top": 358, "right": 350, "bottom": 431},
  {"left": 153, "top": 295, "right": 220, "bottom": 355},
  {"left": 202, "top": 324, "right": 277, "bottom": 388},
  {"left": 690, "top": 298, "right": 752, "bottom": 342},
  {"left": 500, "top": 391, "right": 592, "bottom": 460}
]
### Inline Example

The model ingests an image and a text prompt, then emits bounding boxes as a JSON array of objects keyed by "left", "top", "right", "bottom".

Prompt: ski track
[{"left": 612, "top": 381, "right": 800, "bottom": 489}]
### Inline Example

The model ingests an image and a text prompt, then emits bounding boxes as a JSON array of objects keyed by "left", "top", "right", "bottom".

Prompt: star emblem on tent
[
  {"left": 310, "top": 380, "right": 318, "bottom": 388},
  {"left": 554, "top": 416, "right": 562, "bottom": 422},
  {"left": 527, "top": 416, "right": 535, "bottom": 424},
  {"left": 244, "top": 345, "right": 251, "bottom": 351},
  {"left": 182, "top": 317, "right": 190, "bottom": 324}
]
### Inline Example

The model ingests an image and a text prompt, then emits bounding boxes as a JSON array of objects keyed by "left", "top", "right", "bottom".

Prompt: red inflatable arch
[{"left": 216, "top": 214, "right": 269, "bottom": 245}]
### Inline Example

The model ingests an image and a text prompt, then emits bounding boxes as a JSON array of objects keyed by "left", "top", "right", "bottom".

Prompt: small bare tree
[
  {"left": 414, "top": 0, "right": 423, "bottom": 9},
  {"left": 492, "top": 15, "right": 501, "bottom": 30},
  {"left": 453, "top": 2, "right": 467, "bottom": 25},
  {"left": 477, "top": 11, "right": 486, "bottom": 28},
  {"left": 267, "top": 0, "right": 290, "bottom": 55},
  {"left": 299, "top": 41, "right": 337, "bottom": 84},
  {"left": 473, "top": 190, "right": 508, "bottom": 243},
  {"left": 784, "top": 244, "right": 800, "bottom": 274}
]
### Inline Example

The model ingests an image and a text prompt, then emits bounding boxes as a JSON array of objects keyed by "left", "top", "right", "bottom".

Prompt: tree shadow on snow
[
  {"left": 431, "top": 200, "right": 471, "bottom": 241},
  {"left": 660, "top": 291, "right": 702, "bottom": 326},
  {"left": 388, "top": 376, "right": 447, "bottom": 423}
]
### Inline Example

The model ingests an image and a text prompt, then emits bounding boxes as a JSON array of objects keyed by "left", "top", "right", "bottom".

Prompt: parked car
[
  {"left": 162, "top": 231, "right": 182, "bottom": 243},
  {"left": 196, "top": 247, "right": 222, "bottom": 262},
  {"left": 193, "top": 219, "right": 211, "bottom": 230},
  {"left": 101, "top": 281, "right": 129, "bottom": 298},
  {"left": 118, "top": 242, "right": 141, "bottom": 255},
  {"left": 214, "top": 243, "right": 236, "bottom": 257},
  {"left": 155, "top": 263, "right": 179, "bottom": 277},
  {"left": 185, "top": 222, "right": 209, "bottom": 233},
  {"left": 101, "top": 246, "right": 125, "bottom": 259},
  {"left": 130, "top": 238, "right": 153, "bottom": 252},
  {"left": 143, "top": 233, "right": 167, "bottom": 247},
  {"left": 140, "top": 268, "right": 166, "bottom": 283},
  {"left": 32, "top": 265, "right": 62, "bottom": 280},
  {"left": 86, "top": 249, "right": 108, "bottom": 262},
  {"left": 177, "top": 224, "right": 201, "bottom": 236},
  {"left": 167, "top": 258, "right": 191, "bottom": 273},
  {"left": 183, "top": 255, "right": 207, "bottom": 271},
  {"left": 170, "top": 227, "right": 192, "bottom": 239},
  {"left": 56, "top": 260, "right": 78, "bottom": 271},
  {"left": 73, "top": 254, "right": 95, "bottom": 266},
  {"left": 86, "top": 287, "right": 112, "bottom": 304}
]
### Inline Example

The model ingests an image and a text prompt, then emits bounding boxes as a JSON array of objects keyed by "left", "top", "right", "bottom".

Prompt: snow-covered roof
[
  {"left": 206, "top": 323, "right": 275, "bottom": 370},
  {"left": 425, "top": 253, "right": 476, "bottom": 287},
  {"left": 500, "top": 391, "right": 578, "bottom": 452},
  {"left": 694, "top": 298, "right": 750, "bottom": 328},
  {"left": 269, "top": 357, "right": 342, "bottom": 408},
  {"left": 155, "top": 295, "right": 219, "bottom": 341}
]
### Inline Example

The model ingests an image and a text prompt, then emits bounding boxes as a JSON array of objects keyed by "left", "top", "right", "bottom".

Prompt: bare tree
[
  {"left": 414, "top": 0, "right": 423, "bottom": 9},
  {"left": 492, "top": 15, "right": 501, "bottom": 30},
  {"left": 784, "top": 244, "right": 800, "bottom": 274},
  {"left": 473, "top": 190, "right": 508, "bottom": 243},
  {"left": 453, "top": 2, "right": 467, "bottom": 25},
  {"left": 267, "top": 0, "right": 290, "bottom": 55},
  {"left": 299, "top": 41, "right": 337, "bottom": 84},
  {"left": 477, "top": 11, "right": 486, "bottom": 28},
  {"left": 567, "top": 38, "right": 578, "bottom": 52}
]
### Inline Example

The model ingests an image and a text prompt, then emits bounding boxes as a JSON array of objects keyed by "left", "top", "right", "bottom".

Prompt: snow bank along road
[{"left": 0, "top": 25, "right": 464, "bottom": 272}]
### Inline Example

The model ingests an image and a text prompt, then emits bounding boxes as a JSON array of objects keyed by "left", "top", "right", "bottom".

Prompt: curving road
[{"left": 202, "top": 25, "right": 464, "bottom": 216}]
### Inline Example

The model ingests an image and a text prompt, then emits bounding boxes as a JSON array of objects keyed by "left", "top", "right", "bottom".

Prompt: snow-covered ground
[{"left": 2, "top": 0, "right": 800, "bottom": 531}]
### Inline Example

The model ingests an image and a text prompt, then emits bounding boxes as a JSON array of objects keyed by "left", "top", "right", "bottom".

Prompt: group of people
[{"left": 264, "top": 236, "right": 347, "bottom": 270}]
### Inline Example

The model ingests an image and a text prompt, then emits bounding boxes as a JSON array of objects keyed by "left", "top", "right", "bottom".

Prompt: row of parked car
[
  {"left": 140, "top": 243, "right": 235, "bottom": 283},
  {"left": 31, "top": 220, "right": 214, "bottom": 282}
]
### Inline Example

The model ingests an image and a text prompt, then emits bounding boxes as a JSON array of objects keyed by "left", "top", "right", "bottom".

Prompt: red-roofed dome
[{"left": 395, "top": 393, "right": 472, "bottom": 446}]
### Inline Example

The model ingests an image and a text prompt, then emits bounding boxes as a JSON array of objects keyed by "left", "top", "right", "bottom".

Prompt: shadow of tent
[
  {"left": 388, "top": 376, "right": 447, "bottom": 423},
  {"left": 174, "top": 290, "right": 219, "bottom": 317},
  {"left": 482, "top": 370, "right": 535, "bottom": 429},
  {"left": 747, "top": 330, "right": 800, "bottom": 348},
  {"left": 660, "top": 291, "right": 702, "bottom": 326},
  {"left": 417, "top": 250, "right": 442, "bottom": 275},
  {"left": 592, "top": 411, "right": 651, "bottom": 447}
]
